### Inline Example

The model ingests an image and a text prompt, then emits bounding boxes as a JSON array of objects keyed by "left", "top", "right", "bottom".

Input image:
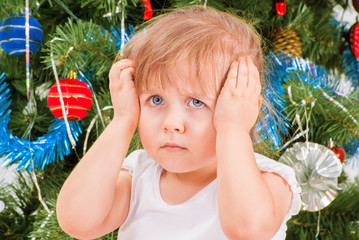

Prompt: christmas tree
[{"left": 0, "top": 0, "right": 359, "bottom": 239}]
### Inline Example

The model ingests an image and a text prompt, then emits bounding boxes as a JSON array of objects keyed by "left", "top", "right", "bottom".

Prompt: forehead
[
  {"left": 143, "top": 80, "right": 215, "bottom": 100},
  {"left": 138, "top": 59, "right": 222, "bottom": 98}
]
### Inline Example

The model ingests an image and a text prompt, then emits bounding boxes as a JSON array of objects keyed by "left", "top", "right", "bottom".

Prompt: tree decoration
[
  {"left": 110, "top": 25, "right": 135, "bottom": 51},
  {"left": 0, "top": 71, "right": 81, "bottom": 170},
  {"left": 273, "top": 0, "right": 286, "bottom": 16},
  {"left": 47, "top": 72, "right": 93, "bottom": 121},
  {"left": 271, "top": 50, "right": 359, "bottom": 155},
  {"left": 343, "top": 47, "right": 359, "bottom": 90},
  {"left": 255, "top": 52, "right": 291, "bottom": 149},
  {"left": 0, "top": 14, "right": 43, "bottom": 56},
  {"left": 256, "top": 50, "right": 359, "bottom": 150},
  {"left": 328, "top": 139, "right": 346, "bottom": 164},
  {"left": 353, "top": 0, "right": 359, "bottom": 13},
  {"left": 279, "top": 142, "right": 342, "bottom": 211},
  {"left": 142, "top": 0, "right": 153, "bottom": 20},
  {"left": 272, "top": 28, "right": 302, "bottom": 58},
  {"left": 348, "top": 20, "right": 359, "bottom": 58},
  {"left": 329, "top": 146, "right": 346, "bottom": 163}
]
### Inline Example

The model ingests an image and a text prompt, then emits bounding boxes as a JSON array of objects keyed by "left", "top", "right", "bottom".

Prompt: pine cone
[{"left": 272, "top": 28, "right": 302, "bottom": 58}]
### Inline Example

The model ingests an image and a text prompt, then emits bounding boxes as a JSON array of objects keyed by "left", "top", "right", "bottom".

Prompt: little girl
[{"left": 57, "top": 6, "right": 301, "bottom": 240}]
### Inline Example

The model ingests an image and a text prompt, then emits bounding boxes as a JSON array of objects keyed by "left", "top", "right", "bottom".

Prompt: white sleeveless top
[{"left": 118, "top": 149, "right": 301, "bottom": 240}]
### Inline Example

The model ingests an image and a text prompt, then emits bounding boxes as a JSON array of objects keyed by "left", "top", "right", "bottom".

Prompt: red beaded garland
[{"left": 47, "top": 78, "right": 92, "bottom": 121}]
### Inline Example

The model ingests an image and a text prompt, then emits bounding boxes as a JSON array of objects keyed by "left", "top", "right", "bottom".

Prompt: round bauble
[
  {"left": 279, "top": 142, "right": 342, "bottom": 211},
  {"left": 47, "top": 78, "right": 93, "bottom": 121},
  {"left": 348, "top": 21, "right": 359, "bottom": 58},
  {"left": 0, "top": 14, "right": 43, "bottom": 56},
  {"left": 353, "top": 0, "right": 359, "bottom": 13},
  {"left": 329, "top": 146, "right": 346, "bottom": 163}
]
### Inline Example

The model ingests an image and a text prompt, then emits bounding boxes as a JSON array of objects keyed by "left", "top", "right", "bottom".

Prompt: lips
[{"left": 161, "top": 142, "right": 186, "bottom": 151}]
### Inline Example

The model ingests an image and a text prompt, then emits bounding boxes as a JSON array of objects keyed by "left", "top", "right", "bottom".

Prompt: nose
[{"left": 162, "top": 109, "right": 185, "bottom": 134}]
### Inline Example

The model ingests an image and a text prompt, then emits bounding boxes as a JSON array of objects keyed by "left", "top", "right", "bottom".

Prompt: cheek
[
  {"left": 138, "top": 110, "right": 159, "bottom": 147},
  {"left": 138, "top": 114, "right": 150, "bottom": 146},
  {"left": 191, "top": 115, "right": 217, "bottom": 155}
]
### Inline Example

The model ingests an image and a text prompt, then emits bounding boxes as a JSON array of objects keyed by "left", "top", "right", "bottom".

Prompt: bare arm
[
  {"left": 214, "top": 57, "right": 292, "bottom": 240},
  {"left": 56, "top": 59, "right": 138, "bottom": 239}
]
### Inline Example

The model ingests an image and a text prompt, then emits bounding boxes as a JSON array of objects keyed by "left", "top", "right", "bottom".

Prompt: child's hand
[
  {"left": 109, "top": 59, "right": 139, "bottom": 129},
  {"left": 214, "top": 56, "right": 261, "bottom": 133}
]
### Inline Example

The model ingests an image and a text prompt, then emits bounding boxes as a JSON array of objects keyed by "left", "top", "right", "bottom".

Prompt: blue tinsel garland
[
  {"left": 264, "top": 51, "right": 359, "bottom": 154},
  {"left": 256, "top": 51, "right": 322, "bottom": 149},
  {"left": 343, "top": 47, "right": 359, "bottom": 90},
  {"left": 110, "top": 25, "right": 135, "bottom": 50},
  {"left": 0, "top": 72, "right": 82, "bottom": 171}
]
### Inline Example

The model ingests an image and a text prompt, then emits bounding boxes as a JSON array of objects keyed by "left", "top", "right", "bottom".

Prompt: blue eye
[
  {"left": 188, "top": 98, "right": 204, "bottom": 108},
  {"left": 149, "top": 95, "right": 164, "bottom": 106}
]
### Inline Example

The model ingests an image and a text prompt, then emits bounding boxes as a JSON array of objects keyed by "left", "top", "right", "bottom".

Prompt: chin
[{"left": 157, "top": 161, "right": 192, "bottom": 173}]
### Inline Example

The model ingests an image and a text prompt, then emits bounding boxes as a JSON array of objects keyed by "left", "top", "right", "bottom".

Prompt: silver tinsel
[{"left": 279, "top": 142, "right": 342, "bottom": 211}]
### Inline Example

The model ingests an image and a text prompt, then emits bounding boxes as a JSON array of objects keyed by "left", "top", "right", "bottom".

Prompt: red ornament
[
  {"left": 329, "top": 146, "right": 346, "bottom": 163},
  {"left": 47, "top": 78, "right": 92, "bottom": 121},
  {"left": 348, "top": 21, "right": 359, "bottom": 58},
  {"left": 353, "top": 0, "right": 359, "bottom": 13},
  {"left": 142, "top": 0, "right": 153, "bottom": 20},
  {"left": 273, "top": 0, "right": 287, "bottom": 16}
]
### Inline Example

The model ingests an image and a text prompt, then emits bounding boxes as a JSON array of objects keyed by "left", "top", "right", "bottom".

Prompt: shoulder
[
  {"left": 254, "top": 152, "right": 302, "bottom": 218},
  {"left": 122, "top": 149, "right": 158, "bottom": 176},
  {"left": 254, "top": 152, "right": 297, "bottom": 184}
]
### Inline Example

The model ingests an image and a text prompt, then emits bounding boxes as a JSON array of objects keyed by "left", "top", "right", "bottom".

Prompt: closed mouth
[{"left": 161, "top": 143, "right": 186, "bottom": 151}]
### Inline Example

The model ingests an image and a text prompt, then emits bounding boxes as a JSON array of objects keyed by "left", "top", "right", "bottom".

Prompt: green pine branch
[
  {"left": 283, "top": 72, "right": 359, "bottom": 147},
  {"left": 0, "top": 0, "right": 48, "bottom": 21},
  {"left": 42, "top": 19, "right": 116, "bottom": 78},
  {"left": 286, "top": 182, "right": 359, "bottom": 239},
  {"left": 0, "top": 173, "right": 39, "bottom": 239}
]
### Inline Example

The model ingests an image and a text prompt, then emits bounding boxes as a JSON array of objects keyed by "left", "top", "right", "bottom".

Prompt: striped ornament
[
  {"left": 0, "top": 14, "right": 43, "bottom": 56},
  {"left": 47, "top": 78, "right": 93, "bottom": 121}
]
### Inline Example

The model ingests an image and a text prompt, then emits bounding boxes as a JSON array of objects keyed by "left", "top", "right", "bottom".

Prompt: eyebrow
[
  {"left": 176, "top": 87, "right": 213, "bottom": 98},
  {"left": 141, "top": 88, "right": 215, "bottom": 100}
]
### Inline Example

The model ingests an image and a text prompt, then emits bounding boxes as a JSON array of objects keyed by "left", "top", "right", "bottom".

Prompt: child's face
[{"left": 138, "top": 77, "right": 218, "bottom": 174}]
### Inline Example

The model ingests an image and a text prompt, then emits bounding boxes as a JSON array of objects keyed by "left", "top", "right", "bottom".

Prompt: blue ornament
[{"left": 0, "top": 14, "right": 43, "bottom": 56}]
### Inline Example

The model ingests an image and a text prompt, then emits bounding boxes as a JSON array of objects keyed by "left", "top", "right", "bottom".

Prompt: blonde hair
[{"left": 117, "top": 6, "right": 271, "bottom": 144}]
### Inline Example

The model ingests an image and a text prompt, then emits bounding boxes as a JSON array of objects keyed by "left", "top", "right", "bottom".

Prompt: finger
[
  {"left": 237, "top": 56, "right": 248, "bottom": 89},
  {"left": 224, "top": 61, "right": 239, "bottom": 88},
  {"left": 109, "top": 59, "right": 134, "bottom": 82},
  {"left": 246, "top": 56, "right": 261, "bottom": 95},
  {"left": 120, "top": 67, "right": 135, "bottom": 88},
  {"left": 113, "top": 59, "right": 133, "bottom": 70},
  {"left": 246, "top": 56, "right": 259, "bottom": 91}
]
